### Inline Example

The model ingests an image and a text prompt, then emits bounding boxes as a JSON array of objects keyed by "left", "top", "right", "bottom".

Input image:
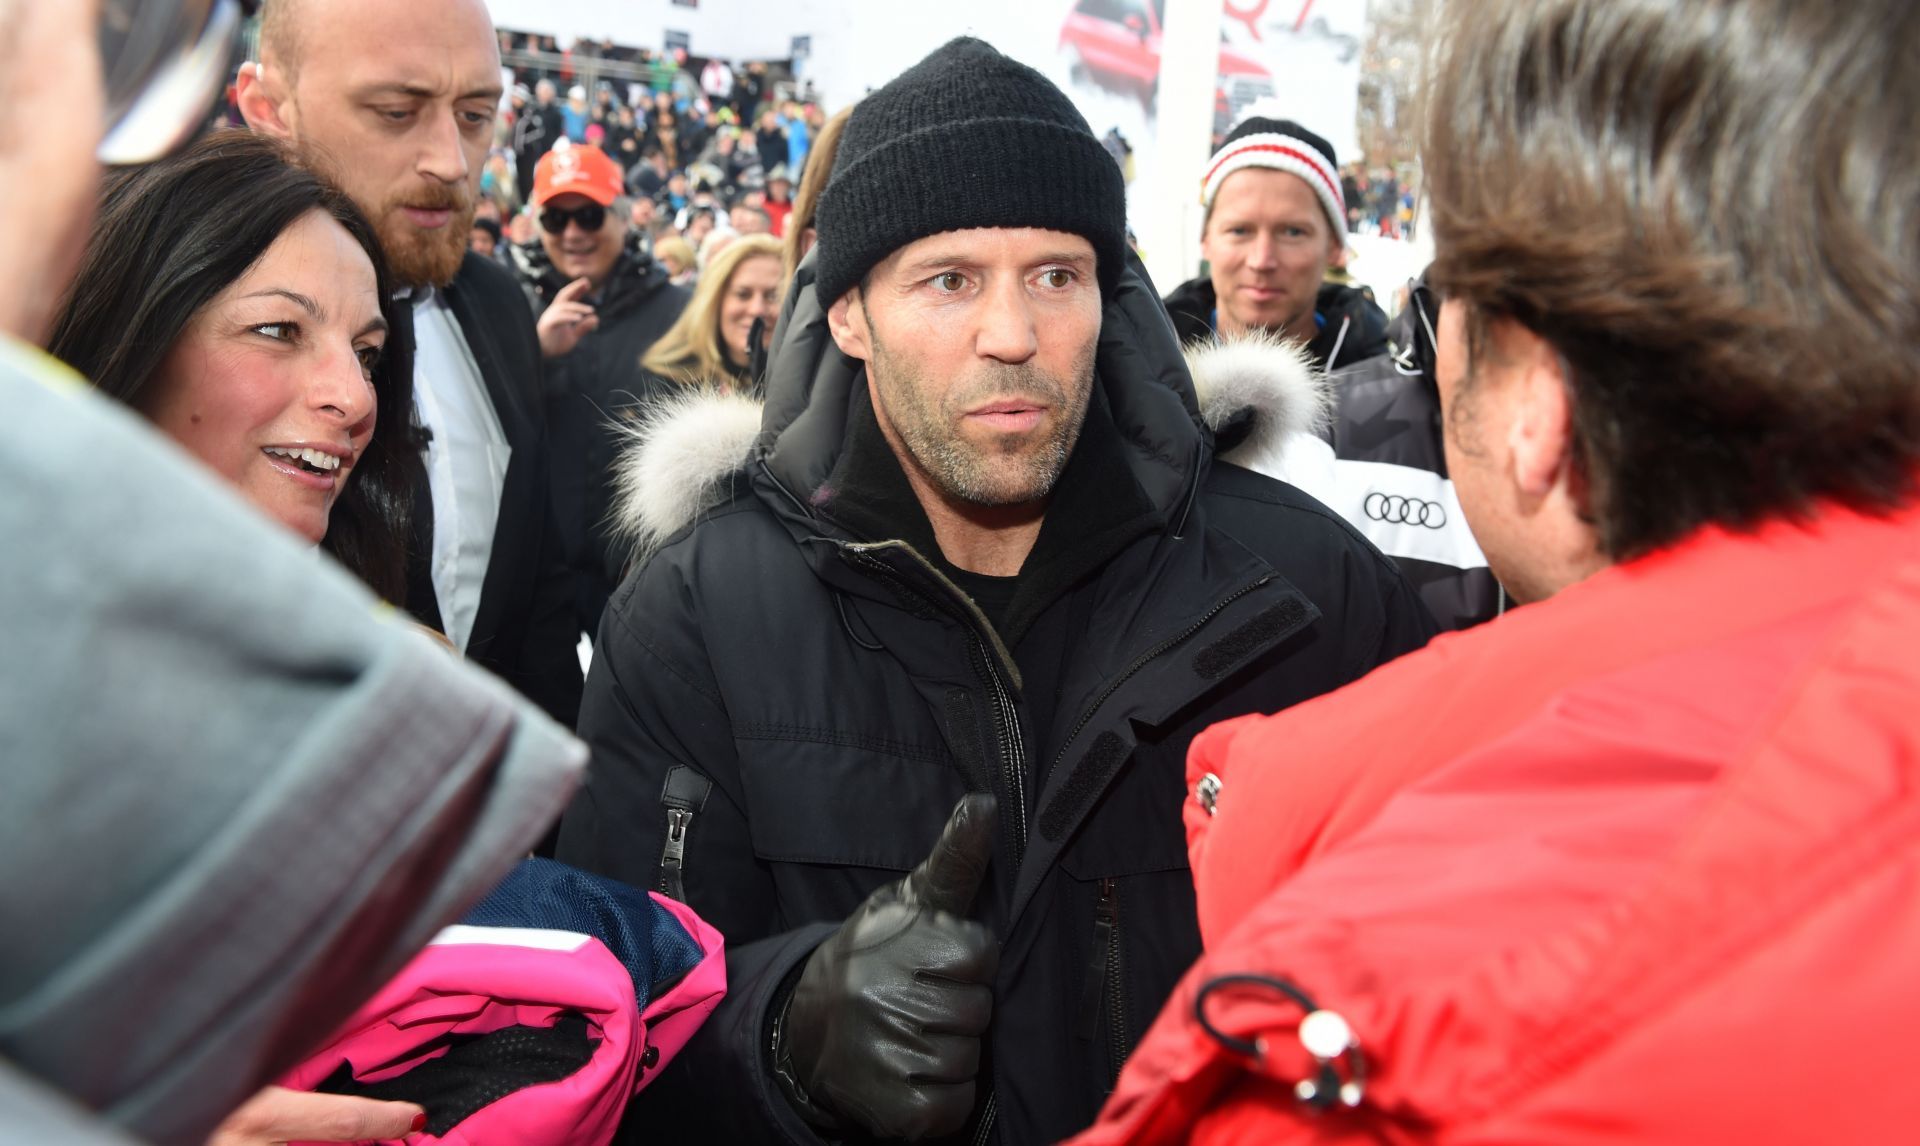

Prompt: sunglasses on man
[{"left": 539, "top": 203, "right": 610, "bottom": 234}]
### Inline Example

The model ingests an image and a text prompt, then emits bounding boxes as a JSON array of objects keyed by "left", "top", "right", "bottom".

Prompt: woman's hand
[{"left": 207, "top": 1086, "right": 425, "bottom": 1145}]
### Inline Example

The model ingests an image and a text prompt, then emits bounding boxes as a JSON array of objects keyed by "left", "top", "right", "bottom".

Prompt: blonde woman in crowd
[
  {"left": 640, "top": 233, "right": 783, "bottom": 390},
  {"left": 655, "top": 234, "right": 698, "bottom": 287}
]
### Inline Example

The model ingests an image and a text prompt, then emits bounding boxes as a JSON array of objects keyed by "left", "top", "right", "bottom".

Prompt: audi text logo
[{"left": 1363, "top": 491, "right": 1447, "bottom": 529}]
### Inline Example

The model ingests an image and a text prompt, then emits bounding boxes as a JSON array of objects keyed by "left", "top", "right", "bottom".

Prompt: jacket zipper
[
  {"left": 971, "top": 635, "right": 1029, "bottom": 866},
  {"left": 845, "top": 546, "right": 1026, "bottom": 1145},
  {"left": 659, "top": 808, "right": 691, "bottom": 899},
  {"left": 844, "top": 547, "right": 1030, "bottom": 859},
  {"left": 963, "top": 629, "right": 1022, "bottom": 1145},
  {"left": 656, "top": 765, "right": 713, "bottom": 903},
  {"left": 1077, "top": 876, "right": 1130, "bottom": 1091},
  {"left": 1099, "top": 878, "right": 1129, "bottom": 1088},
  {"left": 970, "top": 1090, "right": 998, "bottom": 1146},
  {"left": 1045, "top": 575, "right": 1275, "bottom": 785}
]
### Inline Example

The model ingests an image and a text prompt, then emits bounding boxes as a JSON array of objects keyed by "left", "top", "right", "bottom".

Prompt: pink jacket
[{"left": 280, "top": 879, "right": 723, "bottom": 1146}]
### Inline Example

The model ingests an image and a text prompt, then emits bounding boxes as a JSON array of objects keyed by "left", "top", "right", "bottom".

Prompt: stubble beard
[{"left": 869, "top": 321, "right": 1097, "bottom": 508}]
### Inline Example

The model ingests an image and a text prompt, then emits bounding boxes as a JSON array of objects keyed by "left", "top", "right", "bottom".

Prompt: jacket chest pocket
[
  {"left": 735, "top": 733, "right": 968, "bottom": 872},
  {"left": 1057, "top": 740, "right": 1197, "bottom": 1093},
  {"left": 1055, "top": 736, "right": 1191, "bottom": 878}
]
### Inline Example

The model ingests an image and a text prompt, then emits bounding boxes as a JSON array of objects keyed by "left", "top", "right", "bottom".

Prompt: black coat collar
[{"left": 815, "top": 383, "right": 1161, "bottom": 648}]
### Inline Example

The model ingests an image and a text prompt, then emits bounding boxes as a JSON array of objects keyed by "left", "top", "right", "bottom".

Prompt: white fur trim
[
  {"left": 610, "top": 386, "right": 763, "bottom": 562},
  {"left": 1200, "top": 132, "right": 1345, "bottom": 233},
  {"left": 609, "top": 341, "right": 1326, "bottom": 562},
  {"left": 1185, "top": 331, "right": 1332, "bottom": 477}
]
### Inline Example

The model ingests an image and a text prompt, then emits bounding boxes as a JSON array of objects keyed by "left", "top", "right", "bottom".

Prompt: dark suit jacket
[{"left": 399, "top": 252, "right": 584, "bottom": 728}]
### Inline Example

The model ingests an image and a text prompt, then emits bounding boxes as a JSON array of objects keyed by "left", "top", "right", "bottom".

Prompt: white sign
[{"left": 1217, "top": 0, "right": 1368, "bottom": 160}]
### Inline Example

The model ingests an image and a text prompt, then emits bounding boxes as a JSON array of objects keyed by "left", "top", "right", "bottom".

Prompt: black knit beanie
[{"left": 813, "top": 37, "right": 1128, "bottom": 307}]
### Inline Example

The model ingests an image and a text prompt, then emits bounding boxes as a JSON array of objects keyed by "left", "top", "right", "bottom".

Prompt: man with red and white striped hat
[
  {"left": 1164, "top": 113, "right": 1388, "bottom": 372},
  {"left": 1166, "top": 112, "right": 1502, "bottom": 632}
]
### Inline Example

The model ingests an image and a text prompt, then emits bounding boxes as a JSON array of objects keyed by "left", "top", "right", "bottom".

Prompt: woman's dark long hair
[{"left": 49, "top": 132, "right": 423, "bottom": 602}]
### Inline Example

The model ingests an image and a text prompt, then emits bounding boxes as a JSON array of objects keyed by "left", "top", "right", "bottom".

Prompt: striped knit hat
[{"left": 1200, "top": 113, "right": 1344, "bottom": 235}]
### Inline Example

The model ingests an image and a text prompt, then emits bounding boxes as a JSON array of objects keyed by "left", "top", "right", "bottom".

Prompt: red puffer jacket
[{"left": 1069, "top": 498, "right": 1920, "bottom": 1145}]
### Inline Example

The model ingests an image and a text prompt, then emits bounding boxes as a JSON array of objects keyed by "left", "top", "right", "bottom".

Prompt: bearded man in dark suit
[{"left": 239, "top": 0, "right": 583, "bottom": 725}]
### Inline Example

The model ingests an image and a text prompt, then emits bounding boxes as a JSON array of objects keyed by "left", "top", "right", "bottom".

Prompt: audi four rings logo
[{"left": 1364, "top": 492, "right": 1447, "bottom": 529}]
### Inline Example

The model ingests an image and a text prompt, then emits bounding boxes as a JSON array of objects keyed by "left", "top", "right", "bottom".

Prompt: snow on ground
[{"left": 1345, "top": 231, "right": 1432, "bottom": 320}]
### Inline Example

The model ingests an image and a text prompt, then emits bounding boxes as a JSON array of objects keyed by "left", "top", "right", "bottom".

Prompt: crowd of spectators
[
  {"left": 1338, "top": 163, "right": 1415, "bottom": 238},
  {"left": 476, "top": 29, "right": 828, "bottom": 289},
  {"left": 460, "top": 40, "right": 851, "bottom": 653}
]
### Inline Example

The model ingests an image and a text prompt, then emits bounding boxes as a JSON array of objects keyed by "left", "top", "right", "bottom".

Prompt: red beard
[{"left": 375, "top": 185, "right": 475, "bottom": 288}]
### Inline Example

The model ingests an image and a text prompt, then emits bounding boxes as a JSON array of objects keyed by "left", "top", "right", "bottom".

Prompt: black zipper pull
[
  {"left": 1077, "top": 878, "right": 1121, "bottom": 1042},
  {"left": 1099, "top": 878, "right": 1128, "bottom": 1088},
  {"left": 657, "top": 765, "right": 713, "bottom": 902}
]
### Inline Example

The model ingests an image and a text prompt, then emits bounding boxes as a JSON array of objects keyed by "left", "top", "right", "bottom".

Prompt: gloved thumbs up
[
  {"left": 902, "top": 792, "right": 997, "bottom": 916},
  {"left": 774, "top": 795, "right": 1001, "bottom": 1141}
]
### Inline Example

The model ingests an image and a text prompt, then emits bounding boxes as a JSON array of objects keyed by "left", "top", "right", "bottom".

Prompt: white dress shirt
[{"left": 408, "top": 286, "right": 511, "bottom": 652}]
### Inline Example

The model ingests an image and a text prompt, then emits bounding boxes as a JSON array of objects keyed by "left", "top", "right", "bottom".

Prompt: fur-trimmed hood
[
  {"left": 1183, "top": 331, "right": 1329, "bottom": 472},
  {"left": 608, "top": 331, "right": 1329, "bottom": 565},
  {"left": 607, "top": 385, "right": 764, "bottom": 564}
]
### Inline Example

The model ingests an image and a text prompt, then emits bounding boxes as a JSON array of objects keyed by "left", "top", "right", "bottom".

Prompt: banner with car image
[{"left": 1054, "top": 0, "right": 1367, "bottom": 156}]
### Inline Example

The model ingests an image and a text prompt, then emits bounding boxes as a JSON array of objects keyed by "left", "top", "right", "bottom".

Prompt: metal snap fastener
[
  {"left": 1299, "top": 1009, "right": 1355, "bottom": 1059},
  {"left": 1196, "top": 772, "right": 1223, "bottom": 816}
]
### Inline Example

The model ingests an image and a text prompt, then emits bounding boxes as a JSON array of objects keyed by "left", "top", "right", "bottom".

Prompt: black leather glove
[{"left": 773, "top": 794, "right": 999, "bottom": 1141}]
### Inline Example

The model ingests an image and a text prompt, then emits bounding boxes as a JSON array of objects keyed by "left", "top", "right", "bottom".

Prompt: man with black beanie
[{"left": 557, "top": 37, "right": 1433, "bottom": 1144}]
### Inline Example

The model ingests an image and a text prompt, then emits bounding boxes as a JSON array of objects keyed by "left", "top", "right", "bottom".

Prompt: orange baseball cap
[{"left": 532, "top": 143, "right": 624, "bottom": 207}]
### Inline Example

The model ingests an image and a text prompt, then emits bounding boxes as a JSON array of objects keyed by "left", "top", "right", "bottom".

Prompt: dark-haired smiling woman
[{"left": 50, "top": 131, "right": 422, "bottom": 602}]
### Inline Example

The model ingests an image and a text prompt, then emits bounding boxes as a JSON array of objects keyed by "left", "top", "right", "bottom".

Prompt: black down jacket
[
  {"left": 1163, "top": 275, "right": 1389, "bottom": 372},
  {"left": 555, "top": 254, "right": 1435, "bottom": 1145},
  {"left": 513, "top": 241, "right": 689, "bottom": 636}
]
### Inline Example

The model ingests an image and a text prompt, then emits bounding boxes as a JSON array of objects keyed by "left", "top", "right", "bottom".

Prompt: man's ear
[
  {"left": 1502, "top": 323, "right": 1576, "bottom": 499},
  {"left": 235, "top": 61, "right": 294, "bottom": 141},
  {"left": 1327, "top": 234, "right": 1349, "bottom": 271},
  {"left": 826, "top": 289, "right": 871, "bottom": 361}
]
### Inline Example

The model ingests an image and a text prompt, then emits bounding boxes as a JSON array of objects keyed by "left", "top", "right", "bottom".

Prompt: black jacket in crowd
[
  {"left": 1167, "top": 276, "right": 1497, "bottom": 633},
  {"left": 553, "top": 254, "right": 1436, "bottom": 1144},
  {"left": 512, "top": 240, "right": 691, "bottom": 637},
  {"left": 625, "top": 161, "right": 668, "bottom": 202},
  {"left": 513, "top": 101, "right": 566, "bottom": 202},
  {"left": 755, "top": 125, "right": 788, "bottom": 173},
  {"left": 395, "top": 252, "right": 585, "bottom": 727},
  {"left": 1163, "top": 276, "right": 1390, "bottom": 371},
  {"left": 736, "top": 69, "right": 766, "bottom": 118}
]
